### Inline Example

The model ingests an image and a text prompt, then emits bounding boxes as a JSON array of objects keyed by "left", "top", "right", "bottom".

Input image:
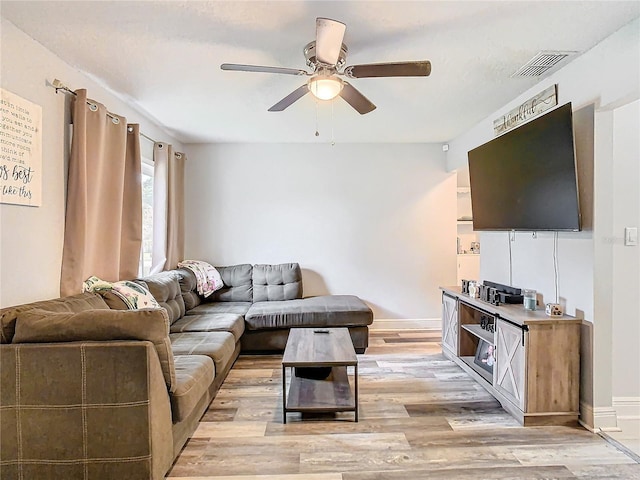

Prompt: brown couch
[{"left": 0, "top": 262, "right": 373, "bottom": 479}]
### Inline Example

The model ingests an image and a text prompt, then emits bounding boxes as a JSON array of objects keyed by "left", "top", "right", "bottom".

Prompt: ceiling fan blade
[
  {"left": 315, "top": 17, "right": 346, "bottom": 65},
  {"left": 221, "top": 63, "right": 309, "bottom": 76},
  {"left": 344, "top": 61, "right": 431, "bottom": 78},
  {"left": 339, "top": 82, "right": 376, "bottom": 115},
  {"left": 268, "top": 84, "right": 310, "bottom": 112}
]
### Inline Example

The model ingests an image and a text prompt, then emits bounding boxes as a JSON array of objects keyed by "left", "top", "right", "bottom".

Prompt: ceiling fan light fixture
[
  {"left": 308, "top": 76, "right": 343, "bottom": 100},
  {"left": 222, "top": 18, "right": 430, "bottom": 113}
]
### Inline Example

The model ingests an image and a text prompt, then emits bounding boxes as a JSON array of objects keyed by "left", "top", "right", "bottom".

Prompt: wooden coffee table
[{"left": 281, "top": 327, "right": 359, "bottom": 423}]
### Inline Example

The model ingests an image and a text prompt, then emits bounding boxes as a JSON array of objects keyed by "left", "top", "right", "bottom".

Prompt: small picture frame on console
[{"left": 474, "top": 340, "right": 495, "bottom": 374}]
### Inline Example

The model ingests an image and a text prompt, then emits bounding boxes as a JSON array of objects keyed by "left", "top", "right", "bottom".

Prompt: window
[{"left": 139, "top": 157, "right": 154, "bottom": 276}]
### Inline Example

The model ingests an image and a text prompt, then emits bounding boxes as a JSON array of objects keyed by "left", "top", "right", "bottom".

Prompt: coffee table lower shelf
[{"left": 282, "top": 366, "right": 358, "bottom": 423}]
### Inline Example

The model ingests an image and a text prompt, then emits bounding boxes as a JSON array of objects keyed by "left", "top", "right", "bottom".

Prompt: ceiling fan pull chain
[
  {"left": 331, "top": 100, "right": 335, "bottom": 146},
  {"left": 314, "top": 96, "right": 320, "bottom": 137}
]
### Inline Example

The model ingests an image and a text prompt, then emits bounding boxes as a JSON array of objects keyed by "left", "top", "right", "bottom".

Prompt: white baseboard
[
  {"left": 613, "top": 396, "right": 640, "bottom": 418},
  {"left": 372, "top": 318, "right": 441, "bottom": 329},
  {"left": 579, "top": 401, "right": 595, "bottom": 430},
  {"left": 613, "top": 396, "right": 640, "bottom": 435},
  {"left": 579, "top": 397, "right": 640, "bottom": 433}
]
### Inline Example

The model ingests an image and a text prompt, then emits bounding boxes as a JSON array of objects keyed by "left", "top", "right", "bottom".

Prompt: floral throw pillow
[
  {"left": 177, "top": 260, "right": 224, "bottom": 298},
  {"left": 83, "top": 276, "right": 161, "bottom": 310}
]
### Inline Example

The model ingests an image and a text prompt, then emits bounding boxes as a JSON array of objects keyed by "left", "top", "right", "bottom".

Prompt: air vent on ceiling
[{"left": 512, "top": 51, "right": 577, "bottom": 77}]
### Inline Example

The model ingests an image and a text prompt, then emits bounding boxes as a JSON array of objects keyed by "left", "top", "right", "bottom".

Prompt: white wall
[
  {"left": 446, "top": 17, "right": 639, "bottom": 320},
  {"left": 445, "top": 18, "right": 640, "bottom": 429},
  {"left": 183, "top": 143, "right": 456, "bottom": 319},
  {"left": 0, "top": 19, "right": 183, "bottom": 307},
  {"left": 611, "top": 100, "right": 640, "bottom": 406}
]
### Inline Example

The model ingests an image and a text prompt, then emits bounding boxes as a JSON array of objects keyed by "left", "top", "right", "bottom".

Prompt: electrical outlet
[{"left": 625, "top": 227, "right": 638, "bottom": 246}]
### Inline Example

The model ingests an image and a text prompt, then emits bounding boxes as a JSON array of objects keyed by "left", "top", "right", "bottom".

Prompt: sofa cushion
[
  {"left": 135, "top": 272, "right": 185, "bottom": 324},
  {"left": 12, "top": 308, "right": 176, "bottom": 392},
  {"left": 170, "top": 314, "right": 245, "bottom": 342},
  {"left": 209, "top": 264, "right": 253, "bottom": 302},
  {"left": 245, "top": 295, "right": 374, "bottom": 330},
  {"left": 171, "top": 355, "right": 215, "bottom": 422},
  {"left": 174, "top": 268, "right": 202, "bottom": 311},
  {"left": 0, "top": 292, "right": 109, "bottom": 344},
  {"left": 170, "top": 332, "right": 236, "bottom": 375},
  {"left": 186, "top": 302, "right": 251, "bottom": 317},
  {"left": 252, "top": 263, "right": 303, "bottom": 302}
]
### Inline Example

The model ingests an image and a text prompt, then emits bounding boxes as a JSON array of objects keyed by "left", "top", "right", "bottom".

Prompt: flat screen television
[{"left": 467, "top": 102, "right": 581, "bottom": 231}]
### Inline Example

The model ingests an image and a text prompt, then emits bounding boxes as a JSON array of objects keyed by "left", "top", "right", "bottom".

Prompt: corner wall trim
[
  {"left": 595, "top": 406, "right": 620, "bottom": 432},
  {"left": 580, "top": 401, "right": 620, "bottom": 431}
]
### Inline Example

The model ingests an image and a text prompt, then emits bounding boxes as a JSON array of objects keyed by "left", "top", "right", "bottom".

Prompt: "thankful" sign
[{"left": 493, "top": 85, "right": 558, "bottom": 136}]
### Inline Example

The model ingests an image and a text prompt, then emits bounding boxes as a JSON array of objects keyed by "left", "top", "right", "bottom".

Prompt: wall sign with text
[
  {"left": 0, "top": 88, "right": 42, "bottom": 207},
  {"left": 493, "top": 85, "right": 558, "bottom": 136}
]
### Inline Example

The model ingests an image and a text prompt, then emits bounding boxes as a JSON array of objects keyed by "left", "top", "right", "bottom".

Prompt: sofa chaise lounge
[{"left": 0, "top": 262, "right": 373, "bottom": 479}]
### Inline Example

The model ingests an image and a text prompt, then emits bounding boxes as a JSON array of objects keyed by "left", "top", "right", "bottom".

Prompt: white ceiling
[{"left": 2, "top": 1, "right": 639, "bottom": 144}]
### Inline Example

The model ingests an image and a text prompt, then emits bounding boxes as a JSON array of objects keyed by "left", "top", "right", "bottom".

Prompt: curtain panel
[
  {"left": 60, "top": 89, "right": 142, "bottom": 296},
  {"left": 151, "top": 143, "right": 185, "bottom": 272}
]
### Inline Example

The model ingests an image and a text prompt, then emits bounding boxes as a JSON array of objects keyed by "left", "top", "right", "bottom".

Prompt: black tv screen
[{"left": 468, "top": 102, "right": 581, "bottom": 231}]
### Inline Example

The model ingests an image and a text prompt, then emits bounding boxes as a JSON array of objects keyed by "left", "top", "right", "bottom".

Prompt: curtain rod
[{"left": 50, "top": 79, "right": 157, "bottom": 144}]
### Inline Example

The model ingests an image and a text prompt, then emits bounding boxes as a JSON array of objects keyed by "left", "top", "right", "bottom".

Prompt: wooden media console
[{"left": 441, "top": 286, "right": 581, "bottom": 426}]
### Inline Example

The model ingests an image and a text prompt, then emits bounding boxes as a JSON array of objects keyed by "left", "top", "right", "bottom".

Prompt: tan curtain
[
  {"left": 151, "top": 143, "right": 184, "bottom": 272},
  {"left": 60, "top": 89, "right": 142, "bottom": 296}
]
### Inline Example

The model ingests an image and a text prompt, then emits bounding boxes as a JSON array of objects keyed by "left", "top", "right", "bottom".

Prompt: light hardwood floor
[{"left": 167, "top": 322, "right": 640, "bottom": 479}]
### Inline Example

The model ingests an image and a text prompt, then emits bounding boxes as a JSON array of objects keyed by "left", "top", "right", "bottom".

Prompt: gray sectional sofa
[
  {"left": 179, "top": 263, "right": 373, "bottom": 354},
  {"left": 0, "top": 262, "right": 373, "bottom": 480}
]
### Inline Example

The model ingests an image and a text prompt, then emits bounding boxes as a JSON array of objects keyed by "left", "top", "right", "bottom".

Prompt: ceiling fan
[{"left": 221, "top": 17, "right": 431, "bottom": 115}]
